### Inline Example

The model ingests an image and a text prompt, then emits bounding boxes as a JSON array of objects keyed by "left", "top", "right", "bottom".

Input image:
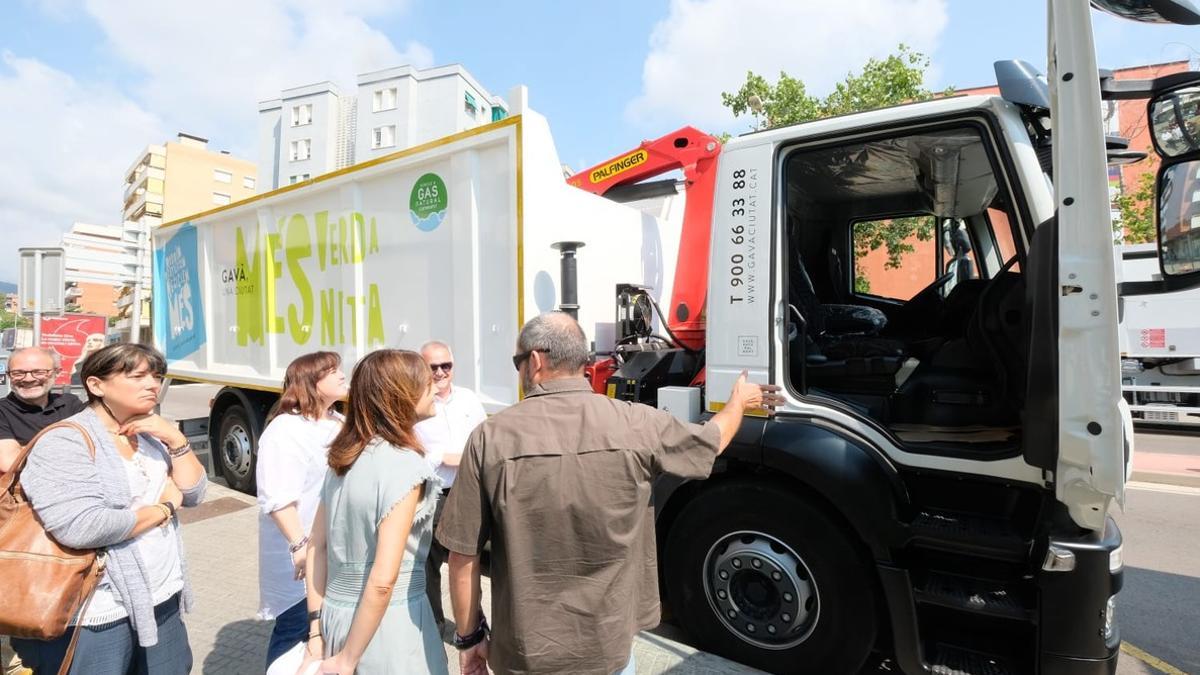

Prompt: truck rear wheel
[
  {"left": 215, "top": 404, "right": 257, "bottom": 494},
  {"left": 663, "top": 481, "right": 877, "bottom": 674}
]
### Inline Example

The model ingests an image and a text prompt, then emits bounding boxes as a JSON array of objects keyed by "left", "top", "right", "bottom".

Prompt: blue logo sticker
[{"left": 154, "top": 224, "right": 206, "bottom": 361}]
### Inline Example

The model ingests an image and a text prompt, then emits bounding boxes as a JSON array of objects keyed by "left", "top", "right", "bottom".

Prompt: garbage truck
[{"left": 152, "top": 1, "right": 1200, "bottom": 671}]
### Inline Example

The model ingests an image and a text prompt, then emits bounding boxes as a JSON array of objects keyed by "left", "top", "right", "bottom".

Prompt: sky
[{"left": 1, "top": 0, "right": 1198, "bottom": 283}]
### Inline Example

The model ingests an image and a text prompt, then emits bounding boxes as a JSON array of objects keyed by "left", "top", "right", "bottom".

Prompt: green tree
[
  {"left": 721, "top": 45, "right": 952, "bottom": 131},
  {"left": 721, "top": 45, "right": 952, "bottom": 288},
  {"left": 1114, "top": 164, "right": 1156, "bottom": 244},
  {"left": 0, "top": 309, "right": 31, "bottom": 330}
]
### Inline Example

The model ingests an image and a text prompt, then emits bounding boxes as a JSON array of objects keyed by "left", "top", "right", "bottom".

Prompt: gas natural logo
[
  {"left": 590, "top": 149, "right": 647, "bottom": 184},
  {"left": 410, "top": 173, "right": 448, "bottom": 231}
]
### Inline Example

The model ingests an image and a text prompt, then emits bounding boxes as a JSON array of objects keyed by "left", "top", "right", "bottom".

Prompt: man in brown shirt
[{"left": 436, "top": 312, "right": 778, "bottom": 675}]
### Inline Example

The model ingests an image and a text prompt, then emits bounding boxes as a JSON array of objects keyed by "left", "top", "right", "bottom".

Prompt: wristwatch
[{"left": 453, "top": 614, "right": 489, "bottom": 650}]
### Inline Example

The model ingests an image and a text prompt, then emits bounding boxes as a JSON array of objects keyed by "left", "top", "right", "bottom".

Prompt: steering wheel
[{"left": 888, "top": 270, "right": 955, "bottom": 339}]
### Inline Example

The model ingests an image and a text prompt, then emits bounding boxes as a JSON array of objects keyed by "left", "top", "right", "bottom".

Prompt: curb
[{"left": 1129, "top": 470, "right": 1200, "bottom": 489}]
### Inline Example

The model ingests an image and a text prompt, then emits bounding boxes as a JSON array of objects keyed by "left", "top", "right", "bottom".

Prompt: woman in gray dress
[{"left": 301, "top": 349, "right": 447, "bottom": 674}]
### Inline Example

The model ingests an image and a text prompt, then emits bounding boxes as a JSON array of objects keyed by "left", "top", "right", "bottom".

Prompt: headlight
[
  {"left": 1103, "top": 596, "right": 1116, "bottom": 640},
  {"left": 1110, "top": 545, "right": 1124, "bottom": 573}
]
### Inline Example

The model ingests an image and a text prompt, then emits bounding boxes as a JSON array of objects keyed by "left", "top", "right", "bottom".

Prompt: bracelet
[
  {"left": 161, "top": 501, "right": 177, "bottom": 518},
  {"left": 289, "top": 535, "right": 310, "bottom": 554},
  {"left": 453, "top": 614, "right": 489, "bottom": 651},
  {"left": 167, "top": 442, "right": 193, "bottom": 458},
  {"left": 155, "top": 503, "right": 172, "bottom": 528}
]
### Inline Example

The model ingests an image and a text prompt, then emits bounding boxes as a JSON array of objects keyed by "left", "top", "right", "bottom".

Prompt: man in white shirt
[{"left": 414, "top": 340, "right": 487, "bottom": 631}]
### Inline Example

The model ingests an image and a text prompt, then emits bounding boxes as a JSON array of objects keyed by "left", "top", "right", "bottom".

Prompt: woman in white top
[{"left": 255, "top": 351, "right": 347, "bottom": 669}]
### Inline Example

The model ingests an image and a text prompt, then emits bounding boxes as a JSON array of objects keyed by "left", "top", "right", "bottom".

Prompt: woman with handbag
[
  {"left": 255, "top": 351, "right": 346, "bottom": 670},
  {"left": 11, "top": 343, "right": 206, "bottom": 674},
  {"left": 300, "top": 349, "right": 448, "bottom": 675}
]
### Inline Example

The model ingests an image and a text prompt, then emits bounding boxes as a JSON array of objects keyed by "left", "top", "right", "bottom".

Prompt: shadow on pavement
[
  {"left": 202, "top": 618, "right": 270, "bottom": 675},
  {"left": 1120, "top": 566, "right": 1200, "bottom": 674}
]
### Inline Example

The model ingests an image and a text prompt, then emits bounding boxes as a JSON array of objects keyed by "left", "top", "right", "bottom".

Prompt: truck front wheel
[
  {"left": 215, "top": 404, "right": 257, "bottom": 494},
  {"left": 663, "top": 481, "right": 877, "bottom": 674}
]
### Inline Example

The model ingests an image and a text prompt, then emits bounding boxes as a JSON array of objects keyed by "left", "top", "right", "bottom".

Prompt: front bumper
[{"left": 1037, "top": 515, "right": 1123, "bottom": 674}]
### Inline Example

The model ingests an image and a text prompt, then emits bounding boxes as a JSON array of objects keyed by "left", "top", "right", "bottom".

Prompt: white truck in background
[
  {"left": 153, "top": 1, "right": 1200, "bottom": 672},
  {"left": 1119, "top": 242, "right": 1200, "bottom": 425}
]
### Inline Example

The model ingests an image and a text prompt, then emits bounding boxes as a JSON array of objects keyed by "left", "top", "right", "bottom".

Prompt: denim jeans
[
  {"left": 11, "top": 594, "right": 191, "bottom": 675},
  {"left": 266, "top": 599, "right": 309, "bottom": 669}
]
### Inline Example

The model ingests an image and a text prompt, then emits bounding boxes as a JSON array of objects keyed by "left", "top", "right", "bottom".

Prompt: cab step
[
  {"left": 914, "top": 572, "right": 1034, "bottom": 621},
  {"left": 910, "top": 510, "right": 1030, "bottom": 562},
  {"left": 930, "top": 644, "right": 1013, "bottom": 675}
]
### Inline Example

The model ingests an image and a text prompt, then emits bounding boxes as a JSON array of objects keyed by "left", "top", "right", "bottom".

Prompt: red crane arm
[{"left": 566, "top": 127, "right": 722, "bottom": 351}]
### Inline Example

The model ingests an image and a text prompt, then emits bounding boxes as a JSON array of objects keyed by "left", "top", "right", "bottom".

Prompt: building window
[
  {"left": 213, "top": 169, "right": 232, "bottom": 183},
  {"left": 372, "top": 125, "right": 396, "bottom": 149},
  {"left": 290, "top": 138, "right": 311, "bottom": 161},
  {"left": 291, "top": 104, "right": 312, "bottom": 127},
  {"left": 492, "top": 106, "right": 507, "bottom": 122},
  {"left": 373, "top": 87, "right": 397, "bottom": 112},
  {"left": 464, "top": 92, "right": 477, "bottom": 116},
  {"left": 289, "top": 175, "right": 299, "bottom": 185},
  {"left": 212, "top": 192, "right": 231, "bottom": 206},
  {"left": 243, "top": 176, "right": 255, "bottom": 190}
]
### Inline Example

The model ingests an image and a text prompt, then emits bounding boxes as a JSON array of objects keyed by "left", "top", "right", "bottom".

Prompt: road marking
[
  {"left": 1121, "top": 641, "right": 1187, "bottom": 674},
  {"left": 1126, "top": 481, "right": 1200, "bottom": 496}
]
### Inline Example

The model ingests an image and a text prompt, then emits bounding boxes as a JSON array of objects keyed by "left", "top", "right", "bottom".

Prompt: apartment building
[
  {"left": 258, "top": 64, "right": 507, "bottom": 190},
  {"left": 60, "top": 222, "right": 125, "bottom": 317},
  {"left": 118, "top": 133, "right": 256, "bottom": 339}
]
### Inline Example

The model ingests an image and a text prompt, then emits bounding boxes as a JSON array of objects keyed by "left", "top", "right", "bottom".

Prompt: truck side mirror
[
  {"left": 1122, "top": 85, "right": 1200, "bottom": 296},
  {"left": 1149, "top": 84, "right": 1200, "bottom": 158},
  {"left": 1155, "top": 159, "right": 1200, "bottom": 282}
]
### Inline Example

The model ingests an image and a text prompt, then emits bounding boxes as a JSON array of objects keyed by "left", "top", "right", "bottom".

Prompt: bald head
[{"left": 517, "top": 312, "right": 589, "bottom": 374}]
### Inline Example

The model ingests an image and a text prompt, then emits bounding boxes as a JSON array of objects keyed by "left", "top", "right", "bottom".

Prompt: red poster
[{"left": 39, "top": 315, "right": 109, "bottom": 387}]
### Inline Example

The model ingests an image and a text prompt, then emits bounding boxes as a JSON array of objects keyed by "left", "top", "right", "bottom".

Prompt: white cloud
[
  {"left": 0, "top": 2, "right": 433, "bottom": 281},
  {"left": 0, "top": 52, "right": 164, "bottom": 277},
  {"left": 626, "top": 0, "right": 949, "bottom": 133},
  {"left": 83, "top": 0, "right": 434, "bottom": 157}
]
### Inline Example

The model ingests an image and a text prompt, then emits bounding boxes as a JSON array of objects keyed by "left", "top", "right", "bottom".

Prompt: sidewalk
[
  {"left": 182, "top": 482, "right": 763, "bottom": 674},
  {"left": 1130, "top": 450, "right": 1200, "bottom": 488},
  {"left": 1130, "top": 431, "right": 1200, "bottom": 488}
]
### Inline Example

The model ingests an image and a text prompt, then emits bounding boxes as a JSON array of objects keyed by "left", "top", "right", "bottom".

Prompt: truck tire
[
  {"left": 215, "top": 404, "right": 258, "bottom": 494},
  {"left": 663, "top": 481, "right": 877, "bottom": 674}
]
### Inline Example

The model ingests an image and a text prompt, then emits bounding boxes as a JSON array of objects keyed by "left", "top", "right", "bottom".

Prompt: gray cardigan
[{"left": 20, "top": 407, "right": 206, "bottom": 646}]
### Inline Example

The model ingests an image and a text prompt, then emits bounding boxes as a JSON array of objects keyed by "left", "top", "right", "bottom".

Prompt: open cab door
[{"left": 1049, "top": 0, "right": 1200, "bottom": 530}]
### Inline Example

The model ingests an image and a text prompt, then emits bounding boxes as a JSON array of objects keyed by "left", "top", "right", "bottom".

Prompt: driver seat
[{"left": 790, "top": 257, "right": 904, "bottom": 359}]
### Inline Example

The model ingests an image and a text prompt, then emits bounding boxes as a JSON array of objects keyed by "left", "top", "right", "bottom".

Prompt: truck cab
[{"left": 630, "top": 2, "right": 1200, "bottom": 672}]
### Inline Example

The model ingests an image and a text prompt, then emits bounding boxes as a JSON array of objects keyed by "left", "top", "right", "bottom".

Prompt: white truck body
[{"left": 154, "top": 98, "right": 683, "bottom": 412}]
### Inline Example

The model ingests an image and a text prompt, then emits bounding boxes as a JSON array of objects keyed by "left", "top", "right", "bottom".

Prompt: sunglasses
[
  {"left": 511, "top": 349, "right": 547, "bottom": 371},
  {"left": 429, "top": 362, "right": 453, "bottom": 373}
]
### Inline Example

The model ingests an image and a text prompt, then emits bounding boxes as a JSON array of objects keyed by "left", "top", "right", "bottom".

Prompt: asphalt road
[
  {"left": 161, "top": 384, "right": 1197, "bottom": 674},
  {"left": 1134, "top": 427, "right": 1200, "bottom": 456},
  {"left": 1113, "top": 481, "right": 1200, "bottom": 675}
]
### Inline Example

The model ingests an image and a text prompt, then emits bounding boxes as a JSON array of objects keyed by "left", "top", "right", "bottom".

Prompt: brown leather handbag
[{"left": 0, "top": 420, "right": 106, "bottom": 674}]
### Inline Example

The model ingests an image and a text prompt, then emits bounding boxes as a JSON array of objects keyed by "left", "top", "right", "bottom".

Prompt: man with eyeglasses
[
  {"left": 438, "top": 312, "right": 782, "bottom": 675},
  {"left": 0, "top": 347, "right": 86, "bottom": 474},
  {"left": 414, "top": 340, "right": 487, "bottom": 635},
  {"left": 0, "top": 347, "right": 86, "bottom": 675}
]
